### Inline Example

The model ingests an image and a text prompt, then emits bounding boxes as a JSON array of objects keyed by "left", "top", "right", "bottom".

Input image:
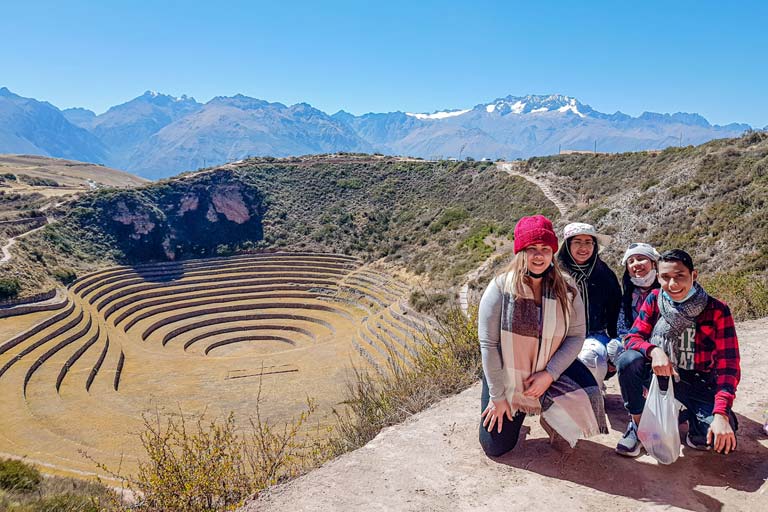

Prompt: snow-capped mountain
[{"left": 0, "top": 87, "right": 755, "bottom": 178}]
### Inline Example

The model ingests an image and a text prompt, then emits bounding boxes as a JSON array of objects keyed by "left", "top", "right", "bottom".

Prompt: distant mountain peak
[
  {"left": 405, "top": 109, "right": 470, "bottom": 120},
  {"left": 139, "top": 90, "right": 197, "bottom": 104},
  {"left": 208, "top": 94, "right": 275, "bottom": 110},
  {"left": 0, "top": 86, "right": 19, "bottom": 98},
  {"left": 480, "top": 94, "right": 592, "bottom": 117}
]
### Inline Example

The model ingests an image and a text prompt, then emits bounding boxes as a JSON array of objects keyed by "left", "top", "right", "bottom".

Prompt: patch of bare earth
[{"left": 244, "top": 316, "right": 768, "bottom": 512}]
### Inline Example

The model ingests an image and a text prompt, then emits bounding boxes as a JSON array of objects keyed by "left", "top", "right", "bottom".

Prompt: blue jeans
[
  {"left": 577, "top": 331, "right": 611, "bottom": 382},
  {"left": 616, "top": 349, "right": 738, "bottom": 445}
]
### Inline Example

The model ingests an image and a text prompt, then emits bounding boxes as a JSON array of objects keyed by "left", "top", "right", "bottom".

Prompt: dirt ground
[{"left": 246, "top": 316, "right": 768, "bottom": 512}]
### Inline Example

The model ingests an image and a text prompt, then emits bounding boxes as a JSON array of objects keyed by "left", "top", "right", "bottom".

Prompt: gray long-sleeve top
[{"left": 478, "top": 275, "right": 586, "bottom": 402}]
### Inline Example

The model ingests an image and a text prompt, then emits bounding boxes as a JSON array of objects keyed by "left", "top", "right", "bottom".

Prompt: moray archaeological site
[
  {"left": 1, "top": 154, "right": 546, "bottom": 482},
  {"left": 1, "top": 136, "right": 767, "bottom": 491}
]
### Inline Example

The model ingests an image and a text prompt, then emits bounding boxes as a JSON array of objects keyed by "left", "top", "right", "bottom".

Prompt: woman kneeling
[{"left": 479, "top": 215, "right": 608, "bottom": 456}]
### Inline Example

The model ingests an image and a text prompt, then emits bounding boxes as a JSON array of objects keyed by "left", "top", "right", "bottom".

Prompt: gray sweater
[{"left": 478, "top": 276, "right": 585, "bottom": 402}]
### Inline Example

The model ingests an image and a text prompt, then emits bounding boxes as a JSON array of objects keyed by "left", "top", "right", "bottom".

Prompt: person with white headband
[
  {"left": 617, "top": 243, "right": 661, "bottom": 334},
  {"left": 605, "top": 243, "right": 662, "bottom": 376}
]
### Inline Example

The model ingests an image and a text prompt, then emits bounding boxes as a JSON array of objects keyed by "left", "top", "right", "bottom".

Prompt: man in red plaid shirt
[{"left": 614, "top": 249, "right": 740, "bottom": 457}]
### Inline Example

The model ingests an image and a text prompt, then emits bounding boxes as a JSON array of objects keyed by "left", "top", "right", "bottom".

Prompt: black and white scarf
[{"left": 649, "top": 282, "right": 709, "bottom": 367}]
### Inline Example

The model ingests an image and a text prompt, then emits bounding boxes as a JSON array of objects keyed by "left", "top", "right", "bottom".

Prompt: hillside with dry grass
[{"left": 2, "top": 156, "right": 554, "bottom": 296}]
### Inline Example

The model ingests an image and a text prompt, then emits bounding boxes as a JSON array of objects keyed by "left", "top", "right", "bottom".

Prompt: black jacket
[{"left": 558, "top": 254, "right": 622, "bottom": 338}]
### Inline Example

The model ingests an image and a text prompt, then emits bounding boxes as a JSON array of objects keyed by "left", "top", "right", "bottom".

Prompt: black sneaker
[
  {"left": 616, "top": 419, "right": 643, "bottom": 457},
  {"left": 685, "top": 433, "right": 711, "bottom": 451}
]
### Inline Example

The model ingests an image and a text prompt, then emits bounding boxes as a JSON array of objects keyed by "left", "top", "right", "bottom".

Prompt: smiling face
[
  {"left": 569, "top": 235, "right": 595, "bottom": 265},
  {"left": 658, "top": 260, "right": 699, "bottom": 301},
  {"left": 626, "top": 255, "right": 653, "bottom": 278},
  {"left": 524, "top": 243, "right": 554, "bottom": 275}
]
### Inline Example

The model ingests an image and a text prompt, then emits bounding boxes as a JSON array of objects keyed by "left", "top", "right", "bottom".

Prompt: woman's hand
[
  {"left": 708, "top": 414, "right": 737, "bottom": 454},
  {"left": 523, "top": 371, "right": 554, "bottom": 398},
  {"left": 481, "top": 398, "right": 513, "bottom": 433}
]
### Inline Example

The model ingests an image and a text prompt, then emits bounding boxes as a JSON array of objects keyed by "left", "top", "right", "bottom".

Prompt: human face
[
  {"left": 658, "top": 260, "right": 698, "bottom": 302},
  {"left": 569, "top": 235, "right": 595, "bottom": 265},
  {"left": 626, "top": 255, "right": 653, "bottom": 278},
  {"left": 524, "top": 244, "right": 554, "bottom": 275}
]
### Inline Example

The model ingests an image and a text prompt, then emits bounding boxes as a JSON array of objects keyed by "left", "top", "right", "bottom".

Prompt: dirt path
[
  {"left": 459, "top": 163, "right": 566, "bottom": 315},
  {"left": 0, "top": 202, "right": 58, "bottom": 264},
  {"left": 498, "top": 162, "right": 568, "bottom": 218},
  {"left": 243, "top": 316, "right": 768, "bottom": 512}
]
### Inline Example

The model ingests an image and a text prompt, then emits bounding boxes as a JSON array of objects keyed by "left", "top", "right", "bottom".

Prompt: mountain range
[{"left": 0, "top": 86, "right": 758, "bottom": 179}]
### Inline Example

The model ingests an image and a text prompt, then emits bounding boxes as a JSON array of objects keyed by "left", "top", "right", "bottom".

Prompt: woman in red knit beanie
[{"left": 478, "top": 215, "right": 608, "bottom": 456}]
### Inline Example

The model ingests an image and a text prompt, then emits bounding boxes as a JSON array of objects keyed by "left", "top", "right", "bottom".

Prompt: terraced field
[{"left": 0, "top": 251, "right": 430, "bottom": 481}]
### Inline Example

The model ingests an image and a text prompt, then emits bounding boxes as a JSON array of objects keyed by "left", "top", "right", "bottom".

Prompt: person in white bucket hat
[{"left": 557, "top": 222, "right": 621, "bottom": 384}]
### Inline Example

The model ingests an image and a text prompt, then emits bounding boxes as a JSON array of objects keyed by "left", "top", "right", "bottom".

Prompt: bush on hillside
[
  {"left": 701, "top": 271, "right": 768, "bottom": 321},
  {"left": 409, "top": 290, "right": 449, "bottom": 313},
  {"left": 0, "top": 459, "right": 42, "bottom": 493},
  {"left": 52, "top": 267, "right": 77, "bottom": 285},
  {"left": 331, "top": 307, "right": 481, "bottom": 453},
  {"left": 32, "top": 493, "right": 100, "bottom": 512},
  {"left": 90, "top": 382, "right": 326, "bottom": 511},
  {"left": 0, "top": 278, "right": 22, "bottom": 300},
  {"left": 18, "top": 174, "right": 59, "bottom": 187},
  {"left": 429, "top": 208, "right": 469, "bottom": 233}
]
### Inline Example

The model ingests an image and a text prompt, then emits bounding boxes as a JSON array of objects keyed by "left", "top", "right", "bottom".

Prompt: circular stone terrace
[{"left": 0, "top": 251, "right": 432, "bottom": 480}]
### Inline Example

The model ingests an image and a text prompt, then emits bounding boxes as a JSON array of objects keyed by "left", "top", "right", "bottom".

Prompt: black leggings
[{"left": 479, "top": 359, "right": 597, "bottom": 456}]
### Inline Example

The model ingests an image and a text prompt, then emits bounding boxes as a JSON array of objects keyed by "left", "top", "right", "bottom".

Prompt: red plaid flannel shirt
[{"left": 624, "top": 289, "right": 740, "bottom": 416}]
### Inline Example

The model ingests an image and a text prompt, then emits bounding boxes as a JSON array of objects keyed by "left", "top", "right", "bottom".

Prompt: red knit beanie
[{"left": 513, "top": 215, "right": 559, "bottom": 254}]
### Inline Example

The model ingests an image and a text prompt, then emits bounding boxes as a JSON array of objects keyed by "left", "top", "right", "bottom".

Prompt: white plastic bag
[{"left": 637, "top": 375, "right": 681, "bottom": 464}]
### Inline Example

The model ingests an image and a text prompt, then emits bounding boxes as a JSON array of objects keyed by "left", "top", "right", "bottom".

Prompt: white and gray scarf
[{"left": 649, "top": 282, "right": 709, "bottom": 367}]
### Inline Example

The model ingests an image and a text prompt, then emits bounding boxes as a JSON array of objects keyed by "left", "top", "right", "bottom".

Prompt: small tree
[{"left": 0, "top": 278, "right": 21, "bottom": 300}]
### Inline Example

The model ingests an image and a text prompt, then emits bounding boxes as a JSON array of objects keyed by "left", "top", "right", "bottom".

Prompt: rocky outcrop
[{"left": 66, "top": 170, "right": 266, "bottom": 262}]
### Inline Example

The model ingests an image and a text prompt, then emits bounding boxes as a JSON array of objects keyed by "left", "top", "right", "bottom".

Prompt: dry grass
[
  {"left": 331, "top": 306, "right": 480, "bottom": 453},
  {"left": 86, "top": 376, "right": 329, "bottom": 512}
]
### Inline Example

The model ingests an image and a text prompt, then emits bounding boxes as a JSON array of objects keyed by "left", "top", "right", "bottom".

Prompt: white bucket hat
[
  {"left": 621, "top": 242, "right": 661, "bottom": 266},
  {"left": 561, "top": 222, "right": 612, "bottom": 252}
]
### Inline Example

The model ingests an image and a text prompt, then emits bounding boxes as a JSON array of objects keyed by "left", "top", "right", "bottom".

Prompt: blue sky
[{"left": 2, "top": 1, "right": 766, "bottom": 127}]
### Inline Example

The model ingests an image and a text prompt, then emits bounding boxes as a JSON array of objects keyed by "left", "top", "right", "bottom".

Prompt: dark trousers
[
  {"left": 479, "top": 359, "right": 596, "bottom": 457},
  {"left": 616, "top": 349, "right": 738, "bottom": 444}
]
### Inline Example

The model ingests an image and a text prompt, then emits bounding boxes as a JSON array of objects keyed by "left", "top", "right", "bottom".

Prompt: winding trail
[
  {"left": 0, "top": 202, "right": 60, "bottom": 265},
  {"left": 459, "top": 163, "right": 567, "bottom": 315},
  {"left": 498, "top": 161, "right": 568, "bottom": 218}
]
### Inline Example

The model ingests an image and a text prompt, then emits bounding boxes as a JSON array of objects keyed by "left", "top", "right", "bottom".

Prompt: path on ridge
[
  {"left": 459, "top": 163, "right": 567, "bottom": 315},
  {"left": 0, "top": 202, "right": 59, "bottom": 265},
  {"left": 244, "top": 316, "right": 768, "bottom": 511},
  {"left": 498, "top": 161, "right": 568, "bottom": 218}
]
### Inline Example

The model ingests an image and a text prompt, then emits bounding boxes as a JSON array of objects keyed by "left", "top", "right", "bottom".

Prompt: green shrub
[
  {"left": 409, "top": 290, "right": 449, "bottom": 313},
  {"left": 429, "top": 208, "right": 469, "bottom": 233},
  {"left": 18, "top": 174, "right": 59, "bottom": 187},
  {"left": 701, "top": 271, "right": 768, "bottom": 321},
  {"left": 52, "top": 268, "right": 77, "bottom": 285},
  {"left": 0, "top": 278, "right": 22, "bottom": 300},
  {"left": 459, "top": 225, "right": 497, "bottom": 260},
  {"left": 0, "top": 459, "right": 42, "bottom": 493},
  {"left": 32, "top": 493, "right": 99, "bottom": 512}
]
